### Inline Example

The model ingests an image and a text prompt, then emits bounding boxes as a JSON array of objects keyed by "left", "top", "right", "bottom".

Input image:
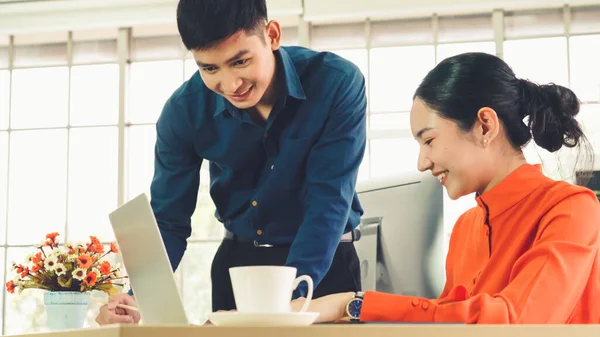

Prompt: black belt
[{"left": 224, "top": 229, "right": 361, "bottom": 248}]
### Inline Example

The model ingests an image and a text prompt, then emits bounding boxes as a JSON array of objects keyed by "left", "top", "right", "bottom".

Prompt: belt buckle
[{"left": 253, "top": 240, "right": 274, "bottom": 248}]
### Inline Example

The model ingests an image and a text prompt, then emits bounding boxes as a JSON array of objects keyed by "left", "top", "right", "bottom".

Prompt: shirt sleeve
[
  {"left": 360, "top": 191, "right": 600, "bottom": 323},
  {"left": 285, "top": 66, "right": 367, "bottom": 298},
  {"left": 150, "top": 97, "right": 203, "bottom": 272}
]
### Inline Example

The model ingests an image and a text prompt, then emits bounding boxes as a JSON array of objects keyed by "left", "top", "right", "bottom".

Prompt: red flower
[
  {"left": 110, "top": 242, "right": 119, "bottom": 254},
  {"left": 5, "top": 281, "right": 15, "bottom": 294},
  {"left": 84, "top": 272, "right": 97, "bottom": 287},
  {"left": 99, "top": 261, "right": 111, "bottom": 276},
  {"left": 77, "top": 255, "right": 94, "bottom": 269},
  {"left": 32, "top": 252, "right": 42, "bottom": 264},
  {"left": 20, "top": 267, "right": 29, "bottom": 278},
  {"left": 30, "top": 264, "right": 40, "bottom": 273}
]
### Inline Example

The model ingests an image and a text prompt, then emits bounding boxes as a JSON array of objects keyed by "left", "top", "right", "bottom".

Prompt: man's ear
[{"left": 265, "top": 20, "right": 281, "bottom": 50}]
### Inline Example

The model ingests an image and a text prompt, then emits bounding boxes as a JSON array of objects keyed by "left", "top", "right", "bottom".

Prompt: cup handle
[{"left": 292, "top": 275, "right": 313, "bottom": 312}]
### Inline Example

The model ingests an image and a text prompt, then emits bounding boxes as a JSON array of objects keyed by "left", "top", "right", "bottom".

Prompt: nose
[
  {"left": 221, "top": 71, "right": 242, "bottom": 94},
  {"left": 417, "top": 149, "right": 433, "bottom": 172}
]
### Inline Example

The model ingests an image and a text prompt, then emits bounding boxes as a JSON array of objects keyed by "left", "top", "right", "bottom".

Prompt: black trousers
[{"left": 211, "top": 239, "right": 362, "bottom": 312}]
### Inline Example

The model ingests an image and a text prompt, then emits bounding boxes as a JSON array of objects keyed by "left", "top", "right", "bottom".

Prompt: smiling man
[{"left": 95, "top": 0, "right": 366, "bottom": 325}]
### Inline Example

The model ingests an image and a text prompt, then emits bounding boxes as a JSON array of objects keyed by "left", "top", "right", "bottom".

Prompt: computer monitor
[{"left": 354, "top": 170, "right": 446, "bottom": 299}]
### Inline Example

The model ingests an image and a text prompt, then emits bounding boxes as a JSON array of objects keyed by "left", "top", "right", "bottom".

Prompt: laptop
[{"left": 108, "top": 193, "right": 189, "bottom": 325}]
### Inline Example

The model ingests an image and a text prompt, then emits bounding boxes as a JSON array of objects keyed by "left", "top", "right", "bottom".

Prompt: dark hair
[
  {"left": 176, "top": 0, "right": 268, "bottom": 50},
  {"left": 414, "top": 52, "right": 594, "bottom": 183}
]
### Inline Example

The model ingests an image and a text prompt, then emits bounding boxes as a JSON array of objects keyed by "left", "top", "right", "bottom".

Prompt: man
[{"left": 96, "top": 0, "right": 366, "bottom": 324}]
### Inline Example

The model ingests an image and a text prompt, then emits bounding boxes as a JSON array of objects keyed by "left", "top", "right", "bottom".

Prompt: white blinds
[
  {"left": 310, "top": 22, "right": 366, "bottom": 50},
  {"left": 571, "top": 6, "right": 600, "bottom": 35},
  {"left": 504, "top": 8, "right": 564, "bottom": 39},
  {"left": 0, "top": 35, "right": 8, "bottom": 69},
  {"left": 13, "top": 31, "right": 68, "bottom": 68},
  {"left": 370, "top": 18, "right": 433, "bottom": 47},
  {"left": 438, "top": 14, "right": 493, "bottom": 43}
]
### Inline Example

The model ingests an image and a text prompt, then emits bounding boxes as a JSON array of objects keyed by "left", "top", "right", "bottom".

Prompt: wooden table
[{"left": 9, "top": 324, "right": 600, "bottom": 337}]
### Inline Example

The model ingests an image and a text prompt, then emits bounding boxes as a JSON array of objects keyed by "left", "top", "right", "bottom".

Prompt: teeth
[
  {"left": 238, "top": 86, "right": 251, "bottom": 95},
  {"left": 437, "top": 171, "right": 447, "bottom": 183}
]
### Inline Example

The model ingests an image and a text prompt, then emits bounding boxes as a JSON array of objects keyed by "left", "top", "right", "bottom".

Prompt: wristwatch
[{"left": 345, "top": 291, "right": 364, "bottom": 322}]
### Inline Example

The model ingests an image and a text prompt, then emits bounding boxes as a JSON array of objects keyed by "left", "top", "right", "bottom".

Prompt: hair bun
[{"left": 518, "top": 79, "right": 582, "bottom": 152}]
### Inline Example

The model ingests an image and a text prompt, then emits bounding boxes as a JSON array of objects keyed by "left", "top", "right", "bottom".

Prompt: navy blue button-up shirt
[{"left": 150, "top": 45, "right": 367, "bottom": 297}]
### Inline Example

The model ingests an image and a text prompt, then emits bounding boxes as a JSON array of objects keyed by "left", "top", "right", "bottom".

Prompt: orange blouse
[{"left": 361, "top": 164, "right": 600, "bottom": 323}]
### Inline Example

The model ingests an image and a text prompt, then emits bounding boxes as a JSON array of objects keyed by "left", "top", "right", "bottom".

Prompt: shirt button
[
  {"left": 411, "top": 298, "right": 420, "bottom": 306},
  {"left": 422, "top": 301, "right": 430, "bottom": 310},
  {"left": 271, "top": 164, "right": 274, "bottom": 170},
  {"left": 252, "top": 200, "right": 258, "bottom": 207},
  {"left": 257, "top": 230, "right": 263, "bottom": 235}
]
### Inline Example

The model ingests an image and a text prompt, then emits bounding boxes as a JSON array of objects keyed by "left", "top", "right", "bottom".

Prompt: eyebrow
[
  {"left": 196, "top": 49, "right": 250, "bottom": 68},
  {"left": 415, "top": 127, "right": 434, "bottom": 139}
]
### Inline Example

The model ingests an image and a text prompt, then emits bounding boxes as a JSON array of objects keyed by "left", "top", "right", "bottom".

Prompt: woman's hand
[{"left": 291, "top": 292, "right": 355, "bottom": 323}]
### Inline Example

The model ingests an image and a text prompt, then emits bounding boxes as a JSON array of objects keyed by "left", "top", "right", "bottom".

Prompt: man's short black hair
[{"left": 177, "top": 0, "right": 268, "bottom": 51}]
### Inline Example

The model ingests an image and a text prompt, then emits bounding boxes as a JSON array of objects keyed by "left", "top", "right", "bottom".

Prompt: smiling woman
[{"left": 299, "top": 52, "right": 600, "bottom": 324}]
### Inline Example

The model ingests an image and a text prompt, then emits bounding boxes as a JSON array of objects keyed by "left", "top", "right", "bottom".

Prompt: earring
[{"left": 483, "top": 139, "right": 488, "bottom": 145}]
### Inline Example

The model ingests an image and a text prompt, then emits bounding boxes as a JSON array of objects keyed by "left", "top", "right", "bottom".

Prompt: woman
[{"left": 292, "top": 52, "right": 600, "bottom": 324}]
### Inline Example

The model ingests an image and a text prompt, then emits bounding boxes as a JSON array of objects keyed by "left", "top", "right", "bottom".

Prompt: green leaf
[{"left": 57, "top": 275, "right": 72, "bottom": 289}]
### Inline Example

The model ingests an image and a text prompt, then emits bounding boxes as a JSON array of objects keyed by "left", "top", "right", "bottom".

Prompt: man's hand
[
  {"left": 291, "top": 292, "right": 355, "bottom": 323},
  {"left": 95, "top": 294, "right": 141, "bottom": 325}
]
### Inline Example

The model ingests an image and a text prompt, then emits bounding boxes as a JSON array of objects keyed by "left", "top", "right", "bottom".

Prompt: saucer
[{"left": 206, "top": 311, "right": 320, "bottom": 326}]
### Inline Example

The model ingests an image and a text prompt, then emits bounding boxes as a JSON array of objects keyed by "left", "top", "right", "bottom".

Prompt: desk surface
[{"left": 9, "top": 324, "right": 600, "bottom": 337}]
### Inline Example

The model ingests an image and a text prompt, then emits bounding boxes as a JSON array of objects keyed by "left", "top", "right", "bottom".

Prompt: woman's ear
[{"left": 475, "top": 107, "right": 500, "bottom": 147}]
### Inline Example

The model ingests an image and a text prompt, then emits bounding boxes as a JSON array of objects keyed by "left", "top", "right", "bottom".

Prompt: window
[
  {"left": 579, "top": 104, "right": 600, "bottom": 150},
  {"left": 370, "top": 138, "right": 420, "bottom": 178},
  {"left": 281, "top": 26, "right": 299, "bottom": 46},
  {"left": 0, "top": 70, "right": 8, "bottom": 130},
  {"left": 70, "top": 65, "right": 119, "bottom": 126},
  {"left": 569, "top": 35, "right": 600, "bottom": 102},
  {"left": 11, "top": 67, "right": 69, "bottom": 129},
  {"left": 370, "top": 46, "right": 435, "bottom": 113},
  {"left": 436, "top": 42, "right": 496, "bottom": 63},
  {"left": 503, "top": 37, "right": 569, "bottom": 87},
  {"left": 0, "top": 132, "right": 7, "bottom": 244},
  {"left": 128, "top": 60, "right": 184, "bottom": 124},
  {"left": 180, "top": 242, "right": 221, "bottom": 325},
  {"left": 125, "top": 125, "right": 156, "bottom": 201},
  {"left": 67, "top": 127, "right": 118, "bottom": 242},
  {"left": 7, "top": 130, "right": 67, "bottom": 245},
  {"left": 369, "top": 112, "right": 409, "bottom": 131}
]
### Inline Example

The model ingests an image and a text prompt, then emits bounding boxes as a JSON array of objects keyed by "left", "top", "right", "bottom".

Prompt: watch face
[{"left": 348, "top": 299, "right": 362, "bottom": 318}]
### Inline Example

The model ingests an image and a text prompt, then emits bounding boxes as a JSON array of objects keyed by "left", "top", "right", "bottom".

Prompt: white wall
[
  {"left": 304, "top": 0, "right": 600, "bottom": 21},
  {"left": 2, "top": 0, "right": 600, "bottom": 34}
]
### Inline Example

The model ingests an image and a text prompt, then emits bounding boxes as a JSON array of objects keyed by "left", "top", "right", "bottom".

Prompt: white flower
[
  {"left": 44, "top": 256, "right": 58, "bottom": 271},
  {"left": 25, "top": 253, "right": 34, "bottom": 264},
  {"left": 72, "top": 268, "right": 86, "bottom": 281},
  {"left": 92, "top": 268, "right": 101, "bottom": 279},
  {"left": 54, "top": 263, "right": 67, "bottom": 276}
]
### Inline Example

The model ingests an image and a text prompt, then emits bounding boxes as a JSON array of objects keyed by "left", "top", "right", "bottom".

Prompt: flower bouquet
[{"left": 5, "top": 232, "right": 128, "bottom": 331}]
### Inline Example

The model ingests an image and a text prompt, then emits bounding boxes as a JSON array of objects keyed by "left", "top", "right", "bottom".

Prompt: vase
[{"left": 43, "top": 291, "right": 91, "bottom": 331}]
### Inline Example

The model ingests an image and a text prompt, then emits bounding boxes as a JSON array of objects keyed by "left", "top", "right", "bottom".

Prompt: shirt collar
[
  {"left": 213, "top": 47, "right": 306, "bottom": 117},
  {"left": 475, "top": 163, "right": 544, "bottom": 221}
]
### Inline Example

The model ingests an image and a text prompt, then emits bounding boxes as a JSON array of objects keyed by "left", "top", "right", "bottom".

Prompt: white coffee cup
[{"left": 229, "top": 265, "right": 313, "bottom": 314}]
